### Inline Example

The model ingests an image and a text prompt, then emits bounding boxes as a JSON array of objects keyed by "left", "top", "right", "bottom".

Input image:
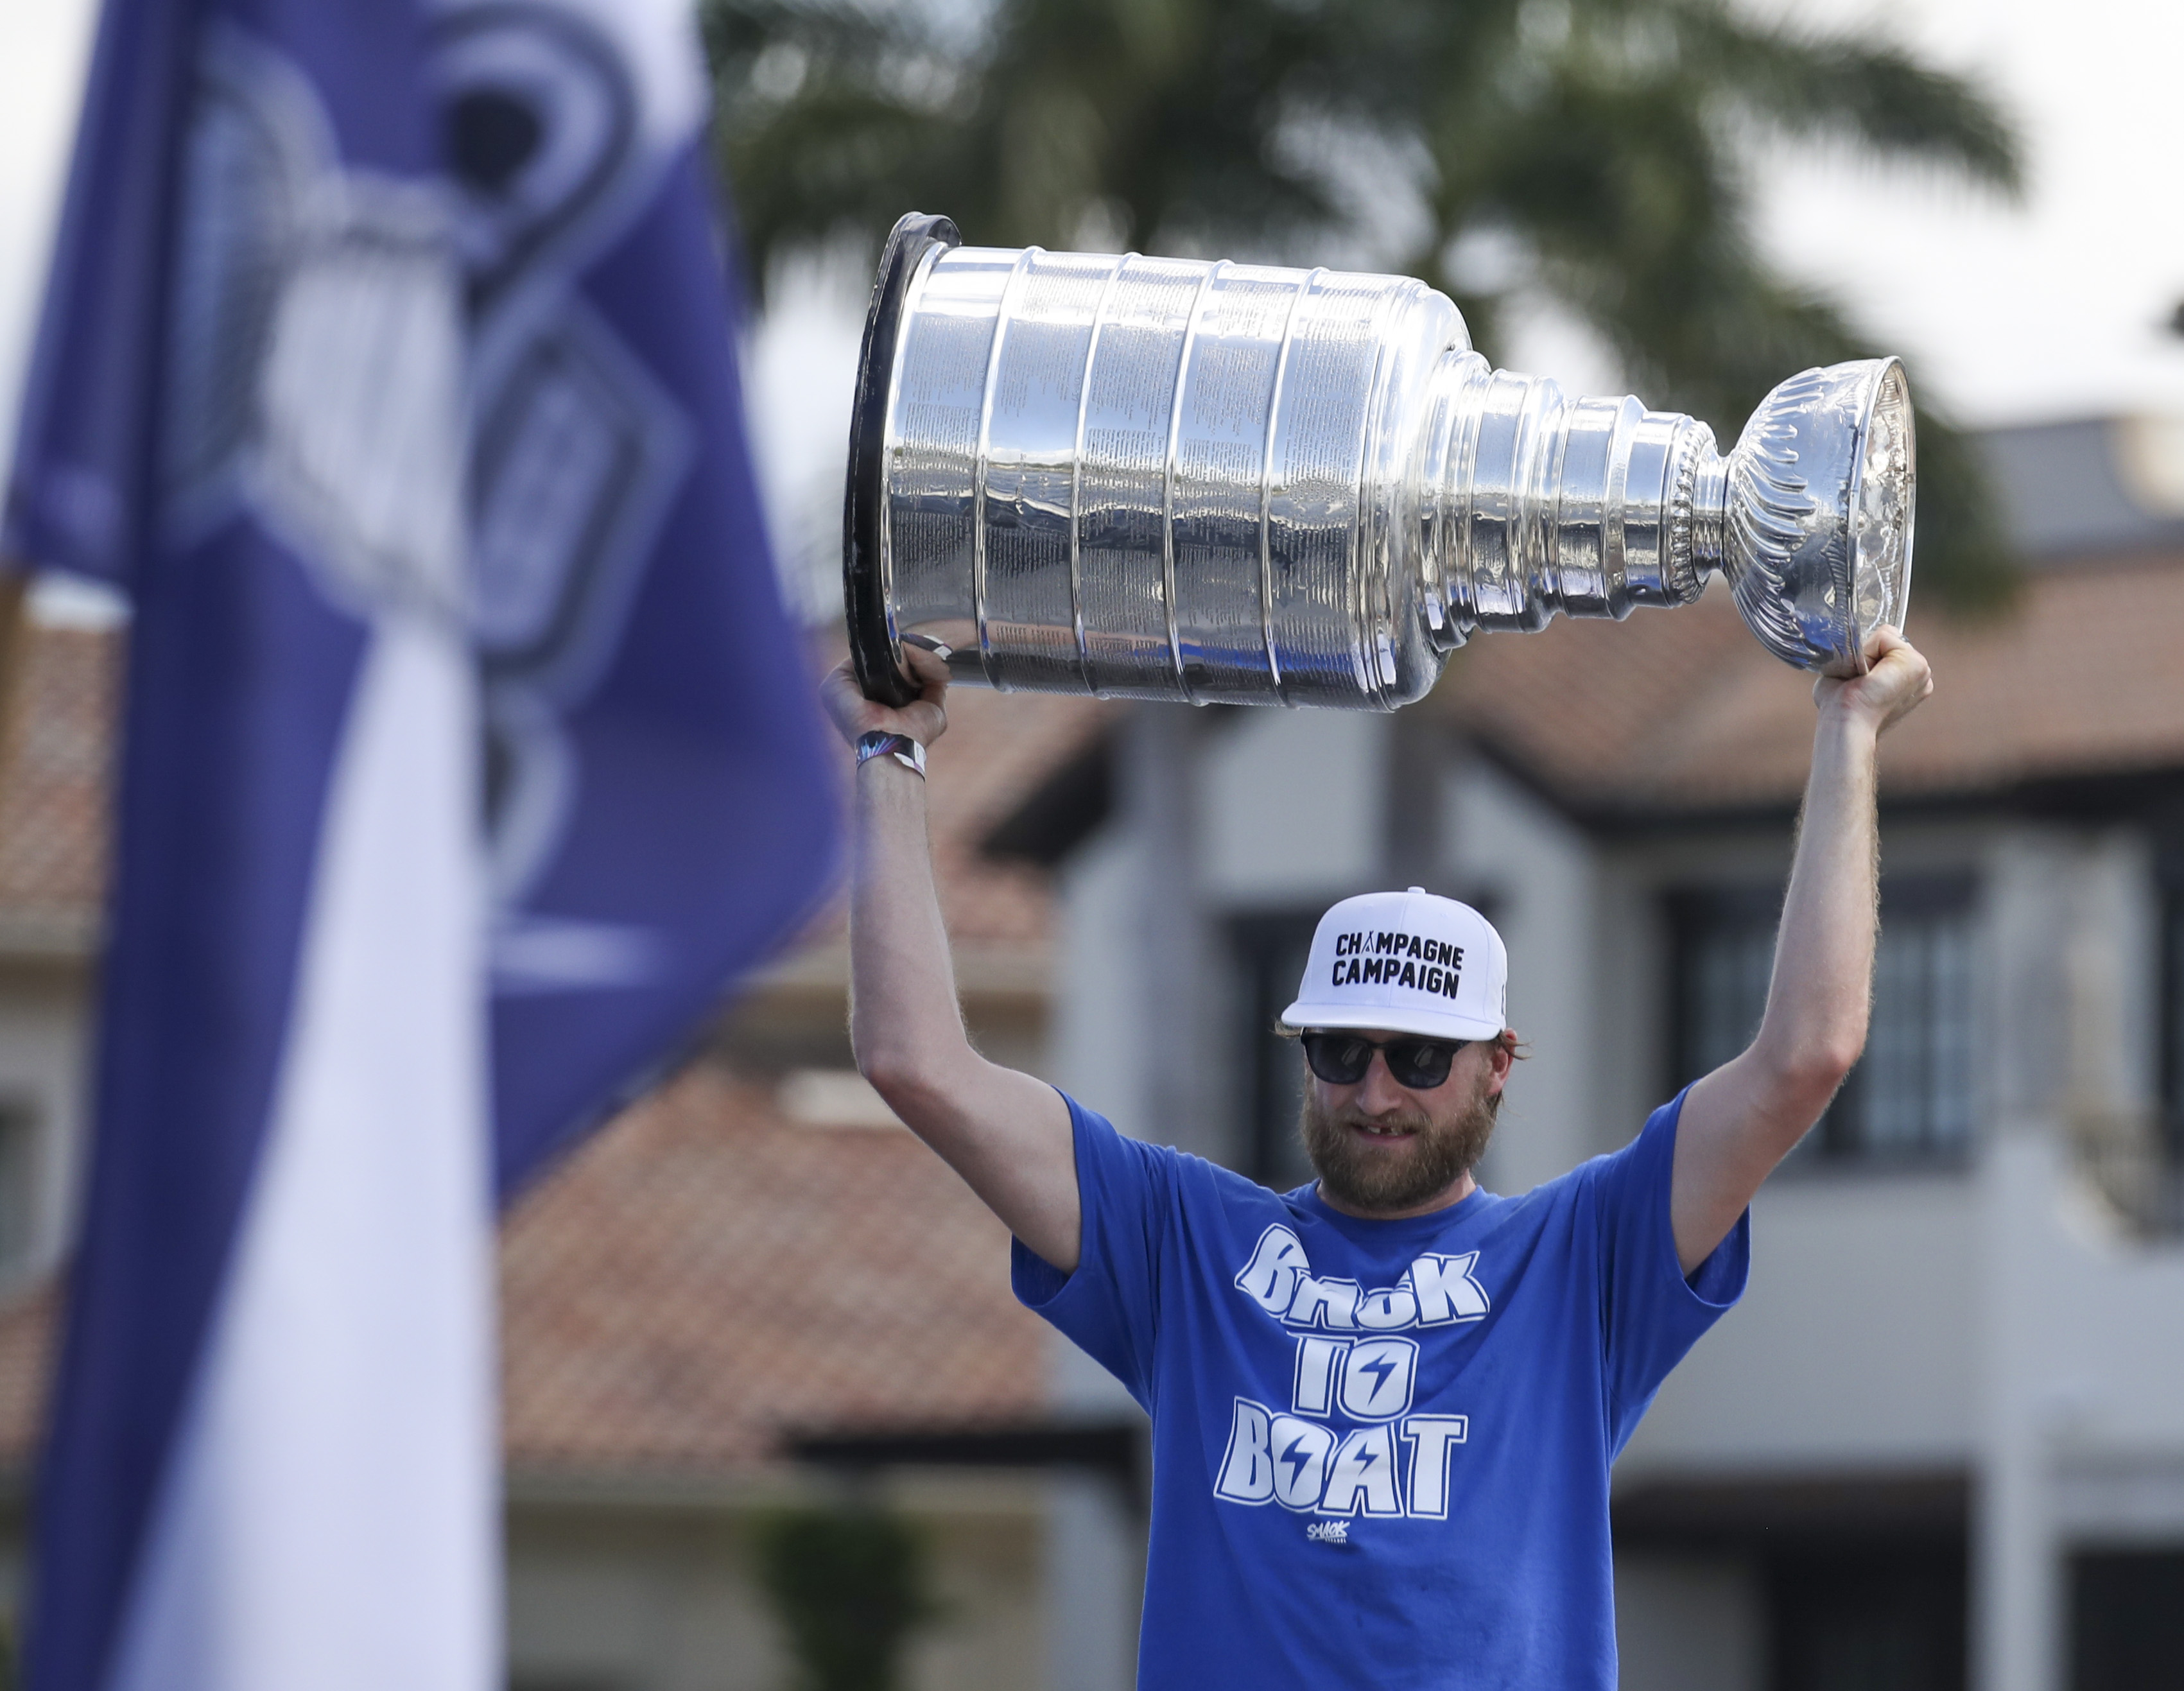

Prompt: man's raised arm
[
  {"left": 820, "top": 650, "right": 1082, "bottom": 1270},
  {"left": 1670, "top": 627, "right": 1935, "bottom": 1273}
]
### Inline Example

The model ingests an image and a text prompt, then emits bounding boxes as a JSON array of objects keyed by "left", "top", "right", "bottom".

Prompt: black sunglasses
[{"left": 1301, "top": 1031, "right": 1469, "bottom": 1091}]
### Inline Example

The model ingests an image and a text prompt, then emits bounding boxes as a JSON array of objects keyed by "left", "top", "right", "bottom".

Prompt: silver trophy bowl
[{"left": 845, "top": 212, "right": 1916, "bottom": 709}]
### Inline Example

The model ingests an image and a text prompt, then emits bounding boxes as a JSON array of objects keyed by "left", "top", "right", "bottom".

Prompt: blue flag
[{"left": 4, "top": 0, "right": 838, "bottom": 1685}]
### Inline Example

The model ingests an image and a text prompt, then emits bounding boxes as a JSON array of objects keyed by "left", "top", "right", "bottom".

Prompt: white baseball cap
[{"left": 1279, "top": 888, "right": 1508, "bottom": 1042}]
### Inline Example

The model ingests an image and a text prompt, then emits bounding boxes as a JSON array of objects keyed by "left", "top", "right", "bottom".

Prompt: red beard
[{"left": 1299, "top": 1065, "right": 1499, "bottom": 1214}]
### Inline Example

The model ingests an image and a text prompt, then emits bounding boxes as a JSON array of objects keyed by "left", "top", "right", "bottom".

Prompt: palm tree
[{"left": 702, "top": 0, "right": 2022, "bottom": 609}]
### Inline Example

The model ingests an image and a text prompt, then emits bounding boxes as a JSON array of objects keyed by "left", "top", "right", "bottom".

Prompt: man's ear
[{"left": 1484, "top": 1032, "right": 1518, "bottom": 1089}]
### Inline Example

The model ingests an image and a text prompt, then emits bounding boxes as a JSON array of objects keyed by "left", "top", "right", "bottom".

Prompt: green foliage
[
  {"left": 753, "top": 1505, "right": 935, "bottom": 1691},
  {"left": 701, "top": 0, "right": 2026, "bottom": 612}
]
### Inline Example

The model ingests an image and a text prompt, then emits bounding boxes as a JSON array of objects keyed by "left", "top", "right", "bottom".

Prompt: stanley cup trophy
[{"left": 844, "top": 212, "right": 1916, "bottom": 710}]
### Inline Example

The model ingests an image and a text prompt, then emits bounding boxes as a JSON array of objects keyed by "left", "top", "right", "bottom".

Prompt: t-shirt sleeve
[
  {"left": 1010, "top": 1091, "right": 1177, "bottom": 1410},
  {"left": 1589, "top": 1086, "right": 1749, "bottom": 1451}
]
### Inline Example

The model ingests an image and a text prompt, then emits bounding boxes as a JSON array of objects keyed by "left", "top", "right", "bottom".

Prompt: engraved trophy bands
[{"left": 845, "top": 212, "right": 1916, "bottom": 710}]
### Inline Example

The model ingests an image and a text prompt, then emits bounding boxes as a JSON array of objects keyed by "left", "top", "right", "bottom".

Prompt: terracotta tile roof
[
  {"left": 1434, "top": 554, "right": 2184, "bottom": 817},
  {"left": 0, "top": 629, "right": 1068, "bottom": 1478},
  {"left": 925, "top": 684, "right": 1117, "bottom": 946},
  {"left": 0, "top": 1284, "right": 55, "bottom": 1464},
  {"left": 499, "top": 1060, "right": 1045, "bottom": 1473},
  {"left": 0, "top": 1062, "right": 1047, "bottom": 1475},
  {"left": 12, "top": 562, "right": 2184, "bottom": 930},
  {"left": 0, "top": 625, "right": 116, "bottom": 930},
  {"left": 0, "top": 621, "right": 1111, "bottom": 960},
  {"left": 780, "top": 641, "right": 1117, "bottom": 956}
]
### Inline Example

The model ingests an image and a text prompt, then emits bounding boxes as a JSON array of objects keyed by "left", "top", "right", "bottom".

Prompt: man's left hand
[{"left": 1814, "top": 624, "right": 1932, "bottom": 735}]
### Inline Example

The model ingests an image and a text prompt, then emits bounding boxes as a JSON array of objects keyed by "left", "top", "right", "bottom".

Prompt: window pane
[
  {"left": 1928, "top": 918, "right": 1975, "bottom": 1151},
  {"left": 1230, "top": 912, "right": 1321, "bottom": 1190},
  {"left": 1670, "top": 890, "right": 1778, "bottom": 1095},
  {"left": 0, "top": 1106, "right": 34, "bottom": 1273},
  {"left": 1670, "top": 874, "right": 1975, "bottom": 1166},
  {"left": 1864, "top": 925, "right": 1927, "bottom": 1152},
  {"left": 1693, "top": 926, "right": 1772, "bottom": 1077},
  {"left": 2162, "top": 885, "right": 2184, "bottom": 1162},
  {"left": 1843, "top": 888, "right": 1975, "bottom": 1160}
]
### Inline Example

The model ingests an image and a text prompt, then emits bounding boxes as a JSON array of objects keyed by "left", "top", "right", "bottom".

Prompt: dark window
[
  {"left": 1668, "top": 875, "right": 1976, "bottom": 1163},
  {"left": 1668, "top": 884, "right": 1783, "bottom": 1088},
  {"left": 1228, "top": 911, "right": 1321, "bottom": 1191},
  {"left": 0, "top": 1104, "right": 35, "bottom": 1273},
  {"left": 2161, "top": 879, "right": 2184, "bottom": 1165},
  {"left": 1843, "top": 878, "right": 1977, "bottom": 1158},
  {"left": 1769, "top": 1545, "right": 1966, "bottom": 1691},
  {"left": 2071, "top": 1548, "right": 2184, "bottom": 1691}
]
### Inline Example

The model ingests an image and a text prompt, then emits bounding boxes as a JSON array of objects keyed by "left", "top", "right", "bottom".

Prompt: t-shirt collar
[{"left": 1292, "top": 1179, "right": 1495, "bottom": 1243}]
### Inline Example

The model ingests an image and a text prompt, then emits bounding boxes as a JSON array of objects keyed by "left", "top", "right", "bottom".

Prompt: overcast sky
[{"left": 3, "top": 0, "right": 2178, "bottom": 600}]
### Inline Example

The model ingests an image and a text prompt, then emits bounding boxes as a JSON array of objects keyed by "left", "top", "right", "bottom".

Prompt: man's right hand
[{"left": 821, "top": 644, "right": 951, "bottom": 751}]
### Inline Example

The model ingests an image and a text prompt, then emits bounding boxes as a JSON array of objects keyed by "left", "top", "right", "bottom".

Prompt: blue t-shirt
[{"left": 1013, "top": 1088, "right": 1748, "bottom": 1691}]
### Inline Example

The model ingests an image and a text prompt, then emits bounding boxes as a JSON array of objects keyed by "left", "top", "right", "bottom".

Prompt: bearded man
[{"left": 823, "top": 627, "right": 1933, "bottom": 1691}]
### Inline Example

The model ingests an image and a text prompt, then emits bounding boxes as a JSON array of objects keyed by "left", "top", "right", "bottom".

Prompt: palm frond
[
  {"left": 1542, "top": 247, "right": 2016, "bottom": 616},
  {"left": 1668, "top": 4, "right": 2022, "bottom": 193},
  {"left": 704, "top": 0, "right": 983, "bottom": 296}
]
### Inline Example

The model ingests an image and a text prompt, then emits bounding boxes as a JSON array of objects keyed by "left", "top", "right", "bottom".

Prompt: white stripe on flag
[{"left": 108, "top": 612, "right": 496, "bottom": 1691}]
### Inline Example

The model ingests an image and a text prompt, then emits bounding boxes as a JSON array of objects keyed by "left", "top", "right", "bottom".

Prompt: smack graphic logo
[{"left": 1305, "top": 1520, "right": 1350, "bottom": 1545}]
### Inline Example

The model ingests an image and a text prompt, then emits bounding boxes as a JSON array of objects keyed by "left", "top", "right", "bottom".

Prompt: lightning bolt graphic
[
  {"left": 1281, "top": 1436, "right": 1315, "bottom": 1488},
  {"left": 1360, "top": 1353, "right": 1398, "bottom": 1400}
]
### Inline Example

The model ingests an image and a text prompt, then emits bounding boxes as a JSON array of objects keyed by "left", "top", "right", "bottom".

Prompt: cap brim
[{"left": 1278, "top": 999, "right": 1505, "bottom": 1042}]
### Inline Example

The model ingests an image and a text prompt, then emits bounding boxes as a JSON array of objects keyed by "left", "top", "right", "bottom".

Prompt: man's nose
[{"left": 1356, "top": 1050, "right": 1410, "bottom": 1111}]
